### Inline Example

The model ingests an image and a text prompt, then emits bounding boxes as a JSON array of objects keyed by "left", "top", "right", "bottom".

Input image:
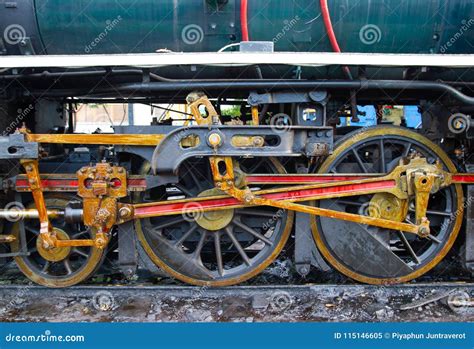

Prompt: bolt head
[
  {"left": 208, "top": 133, "right": 222, "bottom": 147},
  {"left": 119, "top": 207, "right": 131, "bottom": 218},
  {"left": 244, "top": 194, "right": 254, "bottom": 203},
  {"left": 299, "top": 266, "right": 309, "bottom": 275}
]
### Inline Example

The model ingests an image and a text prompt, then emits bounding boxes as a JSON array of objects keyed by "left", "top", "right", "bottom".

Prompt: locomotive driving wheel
[
  {"left": 135, "top": 157, "right": 294, "bottom": 286},
  {"left": 311, "top": 126, "right": 463, "bottom": 284},
  {"left": 11, "top": 195, "right": 105, "bottom": 287}
]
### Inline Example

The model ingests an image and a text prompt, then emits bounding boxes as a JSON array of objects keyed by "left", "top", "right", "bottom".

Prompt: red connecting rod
[{"left": 15, "top": 173, "right": 474, "bottom": 192}]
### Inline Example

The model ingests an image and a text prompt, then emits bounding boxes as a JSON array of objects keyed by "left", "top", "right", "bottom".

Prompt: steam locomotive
[{"left": 0, "top": 0, "right": 472, "bottom": 287}]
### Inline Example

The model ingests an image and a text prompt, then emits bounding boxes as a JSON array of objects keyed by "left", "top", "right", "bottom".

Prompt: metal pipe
[
  {"left": 37, "top": 79, "right": 474, "bottom": 105},
  {"left": 0, "top": 209, "right": 63, "bottom": 220},
  {"left": 0, "top": 69, "right": 283, "bottom": 83},
  {"left": 0, "top": 69, "right": 137, "bottom": 80},
  {"left": 0, "top": 235, "right": 16, "bottom": 243}
]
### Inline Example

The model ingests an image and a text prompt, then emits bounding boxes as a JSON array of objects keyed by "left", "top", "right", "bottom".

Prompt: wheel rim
[
  {"left": 135, "top": 157, "right": 294, "bottom": 286},
  {"left": 11, "top": 195, "right": 105, "bottom": 287},
  {"left": 311, "top": 126, "right": 463, "bottom": 284}
]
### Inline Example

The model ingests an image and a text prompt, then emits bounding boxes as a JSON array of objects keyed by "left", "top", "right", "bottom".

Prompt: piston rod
[{"left": 0, "top": 209, "right": 63, "bottom": 220}]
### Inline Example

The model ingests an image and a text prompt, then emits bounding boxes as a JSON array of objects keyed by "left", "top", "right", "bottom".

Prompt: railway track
[{"left": 1, "top": 282, "right": 473, "bottom": 322}]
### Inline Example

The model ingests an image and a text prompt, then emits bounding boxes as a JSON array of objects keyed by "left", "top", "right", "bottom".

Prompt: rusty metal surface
[
  {"left": 25, "top": 133, "right": 165, "bottom": 146},
  {"left": 187, "top": 93, "right": 221, "bottom": 126}
]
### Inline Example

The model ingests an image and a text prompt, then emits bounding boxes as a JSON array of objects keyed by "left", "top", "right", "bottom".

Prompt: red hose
[
  {"left": 241, "top": 0, "right": 249, "bottom": 41},
  {"left": 319, "top": 0, "right": 352, "bottom": 78},
  {"left": 320, "top": 0, "right": 342, "bottom": 52}
]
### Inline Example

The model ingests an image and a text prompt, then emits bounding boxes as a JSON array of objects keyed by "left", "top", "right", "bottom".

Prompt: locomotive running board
[{"left": 0, "top": 52, "right": 472, "bottom": 69}]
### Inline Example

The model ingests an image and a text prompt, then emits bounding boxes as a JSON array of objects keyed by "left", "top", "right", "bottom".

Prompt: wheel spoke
[
  {"left": 403, "top": 142, "right": 413, "bottom": 157},
  {"left": 25, "top": 226, "right": 39, "bottom": 234},
  {"left": 41, "top": 261, "right": 50, "bottom": 273},
  {"left": 352, "top": 149, "right": 369, "bottom": 173},
  {"left": 428, "top": 234, "right": 442, "bottom": 244},
  {"left": 408, "top": 208, "right": 452, "bottom": 217},
  {"left": 379, "top": 139, "right": 386, "bottom": 173},
  {"left": 63, "top": 260, "right": 73, "bottom": 275},
  {"left": 72, "top": 248, "right": 89, "bottom": 258},
  {"left": 214, "top": 232, "right": 224, "bottom": 276},
  {"left": 225, "top": 226, "right": 251, "bottom": 266},
  {"left": 71, "top": 230, "right": 89, "bottom": 239},
  {"left": 193, "top": 231, "right": 207, "bottom": 259},
  {"left": 236, "top": 209, "right": 278, "bottom": 218},
  {"left": 175, "top": 224, "right": 198, "bottom": 247},
  {"left": 245, "top": 159, "right": 264, "bottom": 174},
  {"left": 396, "top": 231, "right": 421, "bottom": 264},
  {"left": 153, "top": 217, "right": 184, "bottom": 230},
  {"left": 184, "top": 163, "right": 205, "bottom": 191},
  {"left": 232, "top": 220, "right": 273, "bottom": 246},
  {"left": 175, "top": 184, "right": 194, "bottom": 197}
]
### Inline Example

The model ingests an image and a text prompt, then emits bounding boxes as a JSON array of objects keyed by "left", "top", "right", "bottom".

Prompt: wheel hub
[
  {"left": 36, "top": 227, "right": 71, "bottom": 262},
  {"left": 368, "top": 193, "right": 408, "bottom": 222},
  {"left": 195, "top": 189, "right": 234, "bottom": 231}
]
